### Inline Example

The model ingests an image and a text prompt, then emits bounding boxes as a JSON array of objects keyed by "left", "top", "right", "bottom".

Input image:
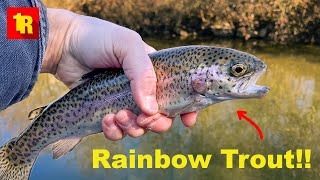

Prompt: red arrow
[{"left": 237, "top": 110, "right": 264, "bottom": 140}]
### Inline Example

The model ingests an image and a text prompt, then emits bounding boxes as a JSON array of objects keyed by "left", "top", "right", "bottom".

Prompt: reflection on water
[{"left": 0, "top": 39, "right": 320, "bottom": 180}]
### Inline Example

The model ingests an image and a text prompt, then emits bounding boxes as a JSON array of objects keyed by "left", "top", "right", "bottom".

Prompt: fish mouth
[
  {"left": 228, "top": 68, "right": 270, "bottom": 99},
  {"left": 237, "top": 84, "right": 270, "bottom": 98}
]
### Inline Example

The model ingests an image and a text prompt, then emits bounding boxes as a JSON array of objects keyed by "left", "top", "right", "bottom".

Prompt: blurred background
[
  {"left": 42, "top": 0, "right": 319, "bottom": 45},
  {"left": 0, "top": 1, "right": 320, "bottom": 180}
]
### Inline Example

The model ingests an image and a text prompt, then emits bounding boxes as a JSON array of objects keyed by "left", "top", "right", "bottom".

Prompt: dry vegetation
[{"left": 43, "top": 0, "right": 320, "bottom": 44}]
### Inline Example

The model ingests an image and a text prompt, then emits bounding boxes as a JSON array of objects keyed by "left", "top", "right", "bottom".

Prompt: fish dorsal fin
[
  {"left": 52, "top": 137, "right": 82, "bottom": 159},
  {"left": 80, "top": 68, "right": 124, "bottom": 81},
  {"left": 28, "top": 106, "right": 47, "bottom": 121}
]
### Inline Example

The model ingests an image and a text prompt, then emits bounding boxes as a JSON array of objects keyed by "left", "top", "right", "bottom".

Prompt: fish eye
[{"left": 231, "top": 64, "right": 247, "bottom": 77}]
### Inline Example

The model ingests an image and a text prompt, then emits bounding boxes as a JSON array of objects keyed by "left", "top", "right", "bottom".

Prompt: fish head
[{"left": 192, "top": 47, "right": 270, "bottom": 101}]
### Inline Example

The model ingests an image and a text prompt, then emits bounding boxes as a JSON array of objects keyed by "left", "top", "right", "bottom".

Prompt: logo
[{"left": 7, "top": 8, "right": 39, "bottom": 39}]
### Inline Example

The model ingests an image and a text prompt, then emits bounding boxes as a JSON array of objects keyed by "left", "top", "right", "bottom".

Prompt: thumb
[{"left": 118, "top": 34, "right": 158, "bottom": 115}]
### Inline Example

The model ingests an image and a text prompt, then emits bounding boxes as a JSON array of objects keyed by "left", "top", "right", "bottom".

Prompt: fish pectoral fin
[
  {"left": 167, "top": 98, "right": 202, "bottom": 118},
  {"left": 52, "top": 137, "right": 82, "bottom": 159},
  {"left": 28, "top": 106, "right": 47, "bottom": 121}
]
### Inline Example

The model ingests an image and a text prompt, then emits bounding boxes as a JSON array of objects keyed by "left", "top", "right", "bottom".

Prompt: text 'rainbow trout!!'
[{"left": 0, "top": 46, "right": 269, "bottom": 179}]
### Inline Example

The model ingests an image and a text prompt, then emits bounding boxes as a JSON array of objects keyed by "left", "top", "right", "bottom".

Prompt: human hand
[{"left": 42, "top": 9, "right": 198, "bottom": 140}]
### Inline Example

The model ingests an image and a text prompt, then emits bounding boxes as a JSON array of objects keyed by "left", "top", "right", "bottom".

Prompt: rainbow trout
[{"left": 0, "top": 46, "right": 269, "bottom": 179}]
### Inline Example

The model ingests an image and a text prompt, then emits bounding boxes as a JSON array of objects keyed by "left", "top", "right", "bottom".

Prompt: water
[{"left": 0, "top": 38, "right": 319, "bottom": 180}]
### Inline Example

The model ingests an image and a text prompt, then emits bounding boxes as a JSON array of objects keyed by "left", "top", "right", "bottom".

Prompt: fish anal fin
[
  {"left": 28, "top": 106, "right": 47, "bottom": 121},
  {"left": 52, "top": 137, "right": 82, "bottom": 159}
]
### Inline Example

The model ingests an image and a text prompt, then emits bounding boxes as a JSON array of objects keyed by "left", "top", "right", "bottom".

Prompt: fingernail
[
  {"left": 116, "top": 118, "right": 135, "bottom": 129},
  {"left": 138, "top": 117, "right": 151, "bottom": 126},
  {"left": 139, "top": 114, "right": 160, "bottom": 127},
  {"left": 104, "top": 119, "right": 116, "bottom": 129},
  {"left": 145, "top": 96, "right": 158, "bottom": 114}
]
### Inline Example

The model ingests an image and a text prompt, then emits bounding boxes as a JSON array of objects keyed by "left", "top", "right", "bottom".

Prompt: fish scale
[{"left": 0, "top": 46, "right": 269, "bottom": 180}]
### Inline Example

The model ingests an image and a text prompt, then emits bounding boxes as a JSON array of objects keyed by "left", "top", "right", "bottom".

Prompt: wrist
[{"left": 41, "top": 8, "right": 78, "bottom": 74}]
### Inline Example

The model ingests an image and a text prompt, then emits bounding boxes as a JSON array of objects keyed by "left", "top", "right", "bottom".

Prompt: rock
[
  {"left": 259, "top": 28, "right": 268, "bottom": 38},
  {"left": 179, "top": 30, "right": 189, "bottom": 38}
]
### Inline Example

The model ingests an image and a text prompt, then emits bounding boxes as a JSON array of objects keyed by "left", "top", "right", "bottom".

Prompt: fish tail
[{"left": 0, "top": 139, "right": 37, "bottom": 180}]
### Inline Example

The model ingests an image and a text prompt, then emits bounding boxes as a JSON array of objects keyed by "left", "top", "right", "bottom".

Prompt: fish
[{"left": 0, "top": 46, "right": 269, "bottom": 180}]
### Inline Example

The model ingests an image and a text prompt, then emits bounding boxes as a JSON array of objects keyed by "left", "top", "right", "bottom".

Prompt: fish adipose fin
[
  {"left": 52, "top": 137, "right": 82, "bottom": 159},
  {"left": 28, "top": 106, "right": 47, "bottom": 121},
  {"left": 0, "top": 139, "right": 37, "bottom": 180}
]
